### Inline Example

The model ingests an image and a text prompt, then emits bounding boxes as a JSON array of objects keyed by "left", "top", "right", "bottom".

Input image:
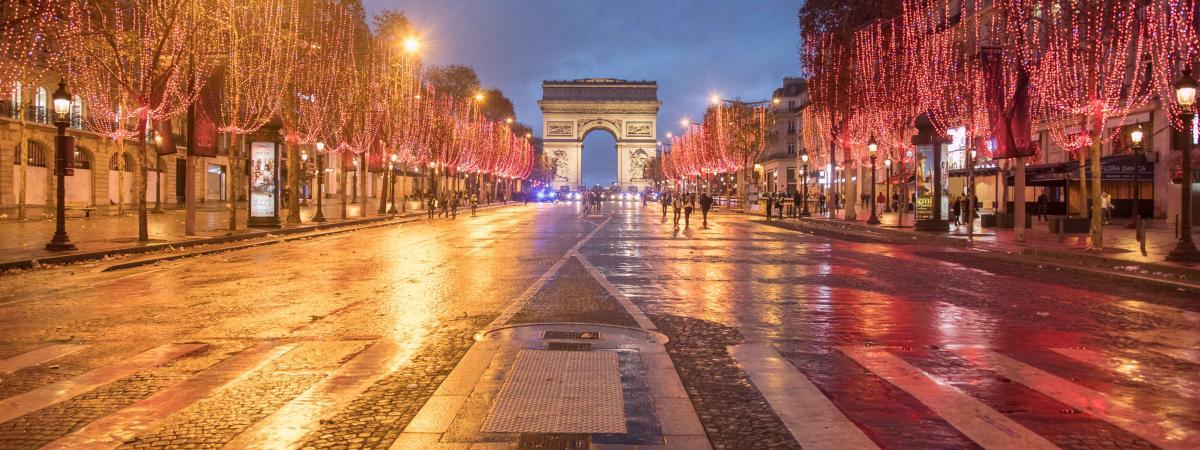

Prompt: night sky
[{"left": 363, "top": 0, "right": 802, "bottom": 185}]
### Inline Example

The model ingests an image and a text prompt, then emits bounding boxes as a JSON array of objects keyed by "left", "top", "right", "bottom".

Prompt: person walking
[
  {"left": 952, "top": 196, "right": 962, "bottom": 226},
  {"left": 1037, "top": 191, "right": 1048, "bottom": 221},
  {"left": 876, "top": 192, "right": 885, "bottom": 214},
  {"left": 450, "top": 193, "right": 460, "bottom": 219},
  {"left": 700, "top": 192, "right": 714, "bottom": 227},
  {"left": 1101, "top": 191, "right": 1113, "bottom": 225},
  {"left": 765, "top": 194, "right": 774, "bottom": 221},
  {"left": 819, "top": 192, "right": 827, "bottom": 214},
  {"left": 683, "top": 193, "right": 695, "bottom": 228},
  {"left": 671, "top": 194, "right": 682, "bottom": 228},
  {"left": 642, "top": 192, "right": 648, "bottom": 207},
  {"left": 470, "top": 193, "right": 479, "bottom": 217},
  {"left": 427, "top": 194, "right": 436, "bottom": 219},
  {"left": 793, "top": 191, "right": 803, "bottom": 219},
  {"left": 661, "top": 192, "right": 670, "bottom": 221}
]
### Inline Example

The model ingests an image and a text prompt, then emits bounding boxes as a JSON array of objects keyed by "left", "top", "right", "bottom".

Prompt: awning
[{"left": 1004, "top": 154, "right": 1153, "bottom": 186}]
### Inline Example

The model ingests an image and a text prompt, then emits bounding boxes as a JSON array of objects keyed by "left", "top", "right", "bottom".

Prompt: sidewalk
[
  {"left": 761, "top": 204, "right": 1200, "bottom": 277},
  {"left": 0, "top": 197, "right": 468, "bottom": 269}
]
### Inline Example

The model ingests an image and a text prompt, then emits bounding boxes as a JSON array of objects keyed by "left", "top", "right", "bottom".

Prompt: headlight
[
  {"left": 536, "top": 192, "right": 544, "bottom": 199},
  {"left": 549, "top": 192, "right": 557, "bottom": 198}
]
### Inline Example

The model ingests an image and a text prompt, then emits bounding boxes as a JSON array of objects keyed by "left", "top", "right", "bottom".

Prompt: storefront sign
[{"left": 249, "top": 142, "right": 277, "bottom": 218}]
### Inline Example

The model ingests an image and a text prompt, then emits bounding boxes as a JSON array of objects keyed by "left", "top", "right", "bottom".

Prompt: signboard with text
[{"left": 249, "top": 142, "right": 277, "bottom": 218}]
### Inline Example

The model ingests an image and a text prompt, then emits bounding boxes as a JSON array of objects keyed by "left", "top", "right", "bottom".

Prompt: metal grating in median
[
  {"left": 542, "top": 331, "right": 600, "bottom": 340},
  {"left": 547, "top": 342, "right": 592, "bottom": 351},
  {"left": 481, "top": 350, "right": 626, "bottom": 434}
]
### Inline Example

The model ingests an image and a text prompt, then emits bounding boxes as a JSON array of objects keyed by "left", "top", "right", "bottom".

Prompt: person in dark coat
[
  {"left": 700, "top": 192, "right": 714, "bottom": 227},
  {"left": 765, "top": 194, "right": 774, "bottom": 221}
]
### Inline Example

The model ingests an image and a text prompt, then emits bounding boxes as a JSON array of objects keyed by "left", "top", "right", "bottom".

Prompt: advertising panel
[{"left": 249, "top": 142, "right": 276, "bottom": 218}]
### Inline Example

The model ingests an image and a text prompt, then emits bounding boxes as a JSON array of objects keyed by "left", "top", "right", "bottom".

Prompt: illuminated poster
[
  {"left": 249, "top": 142, "right": 276, "bottom": 218},
  {"left": 914, "top": 144, "right": 934, "bottom": 221}
]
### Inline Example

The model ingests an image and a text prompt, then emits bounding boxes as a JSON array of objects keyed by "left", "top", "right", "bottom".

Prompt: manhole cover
[
  {"left": 543, "top": 331, "right": 600, "bottom": 340},
  {"left": 547, "top": 342, "right": 592, "bottom": 351},
  {"left": 481, "top": 350, "right": 626, "bottom": 434}
]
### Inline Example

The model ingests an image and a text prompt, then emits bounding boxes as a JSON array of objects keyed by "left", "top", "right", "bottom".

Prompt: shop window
[{"left": 12, "top": 142, "right": 48, "bottom": 167}]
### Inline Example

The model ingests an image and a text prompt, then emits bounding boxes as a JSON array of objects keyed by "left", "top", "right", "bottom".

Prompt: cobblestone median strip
[
  {"left": 837, "top": 346, "right": 1060, "bottom": 450},
  {"left": 730, "top": 344, "right": 879, "bottom": 450},
  {"left": 43, "top": 342, "right": 296, "bottom": 450},
  {"left": 0, "top": 343, "right": 205, "bottom": 425}
]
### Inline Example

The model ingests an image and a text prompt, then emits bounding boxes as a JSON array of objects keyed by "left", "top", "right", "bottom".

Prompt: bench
[{"left": 63, "top": 206, "right": 96, "bottom": 218}]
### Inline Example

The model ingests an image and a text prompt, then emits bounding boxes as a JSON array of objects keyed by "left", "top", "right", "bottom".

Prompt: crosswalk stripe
[
  {"left": 1050, "top": 347, "right": 1200, "bottom": 400},
  {"left": 951, "top": 347, "right": 1200, "bottom": 450},
  {"left": 42, "top": 343, "right": 297, "bottom": 450},
  {"left": 732, "top": 344, "right": 878, "bottom": 450},
  {"left": 0, "top": 344, "right": 89, "bottom": 374},
  {"left": 220, "top": 341, "right": 404, "bottom": 450},
  {"left": 838, "top": 346, "right": 1060, "bottom": 450},
  {"left": 0, "top": 343, "right": 205, "bottom": 425}
]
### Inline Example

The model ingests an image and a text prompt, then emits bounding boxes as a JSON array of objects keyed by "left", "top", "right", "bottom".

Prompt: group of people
[
  {"left": 950, "top": 195, "right": 981, "bottom": 227},
  {"left": 424, "top": 191, "right": 480, "bottom": 219},
  {"left": 660, "top": 191, "right": 715, "bottom": 228}
]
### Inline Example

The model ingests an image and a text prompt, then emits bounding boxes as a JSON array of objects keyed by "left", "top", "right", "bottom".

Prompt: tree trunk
[
  {"left": 228, "top": 133, "right": 239, "bottom": 231},
  {"left": 137, "top": 124, "right": 149, "bottom": 241},
  {"left": 844, "top": 163, "right": 858, "bottom": 221},
  {"left": 286, "top": 140, "right": 301, "bottom": 224},
  {"left": 359, "top": 154, "right": 367, "bottom": 216},
  {"left": 116, "top": 138, "right": 126, "bottom": 216},
  {"left": 377, "top": 168, "right": 389, "bottom": 214},
  {"left": 1077, "top": 152, "right": 1088, "bottom": 218},
  {"left": 1089, "top": 134, "right": 1103, "bottom": 249},
  {"left": 339, "top": 157, "right": 347, "bottom": 219},
  {"left": 16, "top": 114, "right": 27, "bottom": 220}
]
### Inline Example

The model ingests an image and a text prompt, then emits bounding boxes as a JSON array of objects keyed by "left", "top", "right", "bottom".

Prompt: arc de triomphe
[{"left": 538, "top": 78, "right": 660, "bottom": 190}]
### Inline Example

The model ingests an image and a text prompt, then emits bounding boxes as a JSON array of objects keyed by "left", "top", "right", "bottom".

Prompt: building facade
[{"left": 759, "top": 77, "right": 808, "bottom": 196}]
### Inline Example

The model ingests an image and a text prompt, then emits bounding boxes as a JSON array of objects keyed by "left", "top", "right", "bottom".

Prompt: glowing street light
[
  {"left": 45, "top": 79, "right": 76, "bottom": 251},
  {"left": 866, "top": 135, "right": 880, "bottom": 225},
  {"left": 402, "top": 37, "right": 420, "bottom": 53}
]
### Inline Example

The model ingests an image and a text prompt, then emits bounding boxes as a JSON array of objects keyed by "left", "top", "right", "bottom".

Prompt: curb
[
  {"left": 0, "top": 203, "right": 514, "bottom": 274},
  {"left": 760, "top": 216, "right": 1199, "bottom": 292}
]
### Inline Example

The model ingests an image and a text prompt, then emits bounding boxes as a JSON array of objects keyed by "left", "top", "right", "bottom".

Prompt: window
[
  {"left": 787, "top": 120, "right": 796, "bottom": 134},
  {"left": 70, "top": 95, "right": 83, "bottom": 129},
  {"left": 787, "top": 142, "right": 796, "bottom": 156},
  {"left": 34, "top": 86, "right": 48, "bottom": 122},
  {"left": 8, "top": 81, "right": 20, "bottom": 118},
  {"left": 73, "top": 148, "right": 93, "bottom": 169},
  {"left": 788, "top": 100, "right": 796, "bottom": 112},
  {"left": 13, "top": 142, "right": 48, "bottom": 167}
]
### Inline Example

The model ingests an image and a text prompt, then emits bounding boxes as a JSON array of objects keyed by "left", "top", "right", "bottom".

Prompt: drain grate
[
  {"left": 481, "top": 350, "right": 626, "bottom": 433},
  {"left": 516, "top": 433, "right": 588, "bottom": 450},
  {"left": 547, "top": 342, "right": 592, "bottom": 351},
  {"left": 542, "top": 331, "right": 600, "bottom": 340}
]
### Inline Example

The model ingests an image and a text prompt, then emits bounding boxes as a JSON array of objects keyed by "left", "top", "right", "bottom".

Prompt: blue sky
[{"left": 363, "top": 0, "right": 803, "bottom": 185}]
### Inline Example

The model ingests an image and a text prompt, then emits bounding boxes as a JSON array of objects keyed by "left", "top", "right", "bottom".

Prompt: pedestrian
[
  {"left": 952, "top": 196, "right": 962, "bottom": 226},
  {"left": 818, "top": 193, "right": 827, "bottom": 214},
  {"left": 683, "top": 193, "right": 695, "bottom": 228},
  {"left": 427, "top": 195, "right": 436, "bottom": 219},
  {"left": 793, "top": 190, "right": 803, "bottom": 218},
  {"left": 892, "top": 192, "right": 900, "bottom": 212},
  {"left": 1101, "top": 192, "right": 1113, "bottom": 225},
  {"left": 700, "top": 192, "right": 714, "bottom": 227},
  {"left": 765, "top": 194, "right": 774, "bottom": 221},
  {"left": 876, "top": 192, "right": 885, "bottom": 212},
  {"left": 470, "top": 193, "right": 479, "bottom": 217},
  {"left": 450, "top": 193, "right": 459, "bottom": 219},
  {"left": 440, "top": 194, "right": 449, "bottom": 218},
  {"left": 1036, "top": 191, "right": 1048, "bottom": 221},
  {"left": 671, "top": 194, "right": 682, "bottom": 228},
  {"left": 524, "top": 191, "right": 529, "bottom": 206},
  {"left": 661, "top": 192, "right": 670, "bottom": 221},
  {"left": 861, "top": 192, "right": 869, "bottom": 209}
]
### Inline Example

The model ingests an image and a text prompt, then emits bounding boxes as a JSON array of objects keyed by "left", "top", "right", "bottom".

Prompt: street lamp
[
  {"left": 1167, "top": 69, "right": 1199, "bottom": 261},
  {"left": 388, "top": 153, "right": 399, "bottom": 214},
  {"left": 866, "top": 135, "right": 880, "bottom": 225},
  {"left": 800, "top": 152, "right": 810, "bottom": 216},
  {"left": 313, "top": 142, "right": 327, "bottom": 222},
  {"left": 402, "top": 37, "right": 420, "bottom": 53},
  {"left": 300, "top": 150, "right": 310, "bottom": 207},
  {"left": 1128, "top": 124, "right": 1145, "bottom": 231},
  {"left": 46, "top": 79, "right": 76, "bottom": 250},
  {"left": 884, "top": 157, "right": 893, "bottom": 212}
]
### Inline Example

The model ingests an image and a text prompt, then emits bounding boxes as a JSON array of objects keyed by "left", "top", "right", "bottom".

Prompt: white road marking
[
  {"left": 43, "top": 343, "right": 296, "bottom": 450},
  {"left": 572, "top": 250, "right": 657, "bottom": 331},
  {"left": 732, "top": 344, "right": 878, "bottom": 450},
  {"left": 1050, "top": 347, "right": 1199, "bottom": 400},
  {"left": 220, "top": 341, "right": 405, "bottom": 450},
  {"left": 838, "top": 346, "right": 1060, "bottom": 450},
  {"left": 0, "top": 344, "right": 89, "bottom": 374},
  {"left": 0, "top": 343, "right": 205, "bottom": 425},
  {"left": 952, "top": 347, "right": 1200, "bottom": 450}
]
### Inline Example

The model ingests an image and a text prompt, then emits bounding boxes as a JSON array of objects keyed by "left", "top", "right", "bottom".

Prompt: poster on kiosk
[
  {"left": 914, "top": 143, "right": 948, "bottom": 222},
  {"left": 248, "top": 141, "right": 281, "bottom": 227}
]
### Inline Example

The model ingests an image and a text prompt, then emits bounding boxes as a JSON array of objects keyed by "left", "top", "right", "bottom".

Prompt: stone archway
[{"left": 538, "top": 78, "right": 659, "bottom": 190}]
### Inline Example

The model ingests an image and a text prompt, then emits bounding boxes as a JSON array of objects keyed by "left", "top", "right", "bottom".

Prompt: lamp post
[
  {"left": 1127, "top": 125, "right": 1144, "bottom": 230},
  {"left": 800, "top": 152, "right": 810, "bottom": 216},
  {"left": 313, "top": 142, "right": 326, "bottom": 223},
  {"left": 151, "top": 132, "right": 163, "bottom": 214},
  {"left": 388, "top": 154, "right": 399, "bottom": 214},
  {"left": 300, "top": 150, "right": 309, "bottom": 207},
  {"left": 884, "top": 157, "right": 893, "bottom": 212},
  {"left": 1167, "top": 69, "right": 1199, "bottom": 262},
  {"left": 867, "top": 135, "right": 880, "bottom": 225},
  {"left": 46, "top": 79, "right": 76, "bottom": 251}
]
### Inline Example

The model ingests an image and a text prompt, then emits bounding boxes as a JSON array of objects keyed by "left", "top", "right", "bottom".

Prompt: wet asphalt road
[{"left": 0, "top": 201, "right": 1196, "bottom": 449}]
